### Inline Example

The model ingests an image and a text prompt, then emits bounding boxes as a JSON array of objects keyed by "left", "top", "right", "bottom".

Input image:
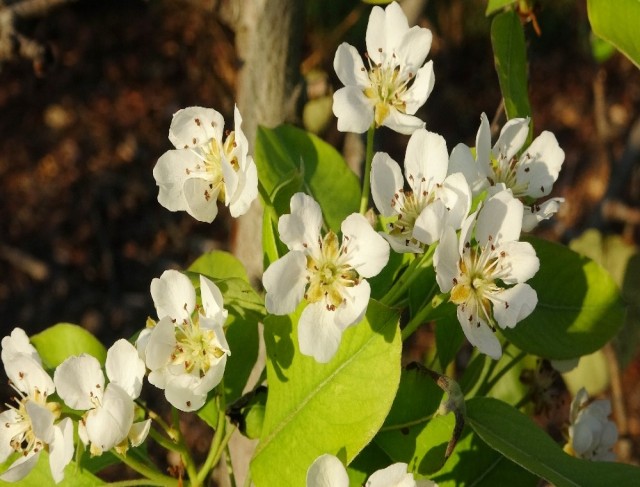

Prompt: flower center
[
  {"left": 171, "top": 314, "right": 226, "bottom": 378},
  {"left": 488, "top": 152, "right": 529, "bottom": 198},
  {"left": 363, "top": 51, "right": 414, "bottom": 126},
  {"left": 305, "top": 231, "right": 360, "bottom": 311},
  {"left": 388, "top": 180, "right": 435, "bottom": 248}
]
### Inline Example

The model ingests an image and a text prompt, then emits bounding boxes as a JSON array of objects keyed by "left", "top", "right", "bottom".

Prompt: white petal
[
  {"left": 492, "top": 117, "right": 529, "bottom": 162},
  {"left": 517, "top": 131, "right": 565, "bottom": 198},
  {"left": 278, "top": 192, "right": 323, "bottom": 251},
  {"left": 200, "top": 276, "right": 228, "bottom": 325},
  {"left": 371, "top": 152, "right": 404, "bottom": 217},
  {"left": 476, "top": 190, "right": 523, "bottom": 246},
  {"left": 475, "top": 113, "right": 491, "bottom": 173},
  {"left": 397, "top": 26, "right": 432, "bottom": 71},
  {"left": 341, "top": 214, "right": 390, "bottom": 278},
  {"left": 0, "top": 451, "right": 39, "bottom": 482},
  {"left": 144, "top": 317, "right": 177, "bottom": 371},
  {"left": 1, "top": 327, "right": 40, "bottom": 364},
  {"left": 403, "top": 61, "right": 435, "bottom": 115},
  {"left": 366, "top": 6, "right": 387, "bottom": 65},
  {"left": 153, "top": 149, "right": 198, "bottom": 212},
  {"left": 263, "top": 251, "right": 308, "bottom": 315},
  {"left": 168, "top": 106, "right": 224, "bottom": 149},
  {"left": 0, "top": 410, "right": 19, "bottom": 462},
  {"left": 129, "top": 419, "right": 152, "bottom": 448},
  {"left": 85, "top": 383, "right": 134, "bottom": 453},
  {"left": 106, "top": 339, "right": 145, "bottom": 399},
  {"left": 457, "top": 305, "right": 502, "bottom": 360},
  {"left": 496, "top": 241, "right": 539, "bottom": 284},
  {"left": 491, "top": 283, "right": 537, "bottom": 329},
  {"left": 381, "top": 1, "right": 410, "bottom": 54},
  {"left": 165, "top": 375, "right": 207, "bottom": 412},
  {"left": 229, "top": 155, "right": 258, "bottom": 217},
  {"left": 183, "top": 177, "right": 220, "bottom": 223},
  {"left": 26, "top": 400, "right": 55, "bottom": 445},
  {"left": 333, "top": 43, "right": 369, "bottom": 88},
  {"left": 522, "top": 198, "right": 564, "bottom": 232},
  {"left": 366, "top": 462, "right": 414, "bottom": 487},
  {"left": 200, "top": 319, "right": 231, "bottom": 357},
  {"left": 194, "top": 353, "right": 227, "bottom": 395},
  {"left": 434, "top": 226, "right": 460, "bottom": 293},
  {"left": 298, "top": 303, "right": 344, "bottom": 363},
  {"left": 382, "top": 109, "right": 425, "bottom": 135},
  {"left": 381, "top": 232, "right": 423, "bottom": 254},
  {"left": 439, "top": 172, "right": 472, "bottom": 230},
  {"left": 405, "top": 129, "right": 448, "bottom": 189},
  {"left": 306, "top": 454, "right": 349, "bottom": 487},
  {"left": 572, "top": 420, "right": 595, "bottom": 456},
  {"left": 413, "top": 199, "right": 447, "bottom": 245},
  {"left": 335, "top": 280, "right": 371, "bottom": 330},
  {"left": 54, "top": 354, "right": 104, "bottom": 410},
  {"left": 333, "top": 87, "right": 374, "bottom": 134},
  {"left": 221, "top": 155, "right": 239, "bottom": 207},
  {"left": 5, "top": 355, "right": 54, "bottom": 397},
  {"left": 448, "top": 143, "right": 483, "bottom": 194},
  {"left": 49, "top": 418, "right": 74, "bottom": 483},
  {"left": 151, "top": 269, "right": 195, "bottom": 321}
]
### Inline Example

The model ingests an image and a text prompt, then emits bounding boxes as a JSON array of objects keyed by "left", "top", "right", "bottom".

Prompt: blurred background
[{"left": 0, "top": 0, "right": 639, "bottom": 473}]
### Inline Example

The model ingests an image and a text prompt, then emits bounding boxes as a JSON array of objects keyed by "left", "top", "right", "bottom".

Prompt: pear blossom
[
  {"left": 54, "top": 339, "right": 150, "bottom": 456},
  {"left": 0, "top": 328, "right": 73, "bottom": 483},
  {"left": 306, "top": 454, "right": 437, "bottom": 487},
  {"left": 332, "top": 1, "right": 434, "bottom": 134},
  {"left": 371, "top": 128, "right": 471, "bottom": 253},
  {"left": 434, "top": 190, "right": 539, "bottom": 359},
  {"left": 263, "top": 193, "right": 390, "bottom": 363},
  {"left": 137, "top": 270, "right": 230, "bottom": 412},
  {"left": 449, "top": 113, "right": 565, "bottom": 231},
  {"left": 565, "top": 388, "right": 618, "bottom": 461},
  {"left": 153, "top": 105, "right": 258, "bottom": 223}
]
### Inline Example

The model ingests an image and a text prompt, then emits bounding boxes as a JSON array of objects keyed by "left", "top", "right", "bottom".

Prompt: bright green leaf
[
  {"left": 0, "top": 452, "right": 103, "bottom": 486},
  {"left": 491, "top": 11, "right": 532, "bottom": 122},
  {"left": 587, "top": 0, "right": 640, "bottom": 69},
  {"left": 254, "top": 125, "right": 360, "bottom": 232},
  {"left": 486, "top": 0, "right": 518, "bottom": 16},
  {"left": 30, "top": 323, "right": 107, "bottom": 369},
  {"left": 467, "top": 397, "right": 640, "bottom": 486},
  {"left": 250, "top": 300, "right": 401, "bottom": 487},
  {"left": 188, "top": 250, "right": 250, "bottom": 282},
  {"left": 502, "top": 237, "right": 625, "bottom": 360}
]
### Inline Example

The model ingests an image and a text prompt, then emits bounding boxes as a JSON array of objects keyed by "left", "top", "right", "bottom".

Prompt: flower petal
[
  {"left": 371, "top": 152, "right": 404, "bottom": 217},
  {"left": 229, "top": 155, "right": 258, "bottom": 217},
  {"left": 335, "top": 280, "right": 371, "bottom": 330},
  {"left": 333, "top": 87, "right": 374, "bottom": 134},
  {"left": 491, "top": 283, "right": 537, "bottom": 329},
  {"left": 298, "top": 302, "right": 345, "bottom": 363},
  {"left": 492, "top": 117, "right": 529, "bottom": 163},
  {"left": 397, "top": 26, "right": 432, "bottom": 72},
  {"left": 476, "top": 190, "right": 523, "bottom": 246},
  {"left": 0, "top": 451, "right": 40, "bottom": 482},
  {"left": 278, "top": 192, "right": 323, "bottom": 251},
  {"left": 403, "top": 61, "right": 435, "bottom": 115},
  {"left": 333, "top": 43, "right": 369, "bottom": 88},
  {"left": 151, "top": 269, "right": 195, "bottom": 321},
  {"left": 144, "top": 317, "right": 177, "bottom": 371},
  {"left": 26, "top": 400, "right": 55, "bottom": 445},
  {"left": 182, "top": 177, "right": 220, "bottom": 223},
  {"left": 54, "top": 354, "right": 104, "bottom": 410},
  {"left": 457, "top": 305, "right": 502, "bottom": 360},
  {"left": 153, "top": 149, "right": 199, "bottom": 212},
  {"left": 413, "top": 199, "right": 447, "bottom": 245},
  {"left": 522, "top": 197, "right": 564, "bottom": 232},
  {"left": 1, "top": 327, "right": 40, "bottom": 365},
  {"left": 85, "top": 383, "right": 134, "bottom": 454},
  {"left": 106, "top": 339, "right": 146, "bottom": 399},
  {"left": 475, "top": 112, "right": 491, "bottom": 175},
  {"left": 5, "top": 355, "right": 54, "bottom": 397},
  {"left": 496, "top": 241, "right": 539, "bottom": 284},
  {"left": 382, "top": 109, "right": 425, "bottom": 135},
  {"left": 341, "top": 214, "right": 390, "bottom": 278},
  {"left": 168, "top": 106, "right": 224, "bottom": 149},
  {"left": 448, "top": 143, "right": 484, "bottom": 194},
  {"left": 129, "top": 419, "right": 152, "bottom": 448},
  {"left": 434, "top": 226, "right": 461, "bottom": 293},
  {"left": 366, "top": 462, "right": 414, "bottom": 487},
  {"left": 405, "top": 129, "right": 448, "bottom": 190},
  {"left": 194, "top": 353, "right": 228, "bottom": 395},
  {"left": 306, "top": 454, "right": 349, "bottom": 487},
  {"left": 49, "top": 418, "right": 74, "bottom": 483},
  {"left": 200, "top": 276, "right": 228, "bottom": 325},
  {"left": 517, "top": 131, "right": 565, "bottom": 198},
  {"left": 165, "top": 374, "right": 207, "bottom": 412},
  {"left": 263, "top": 251, "right": 308, "bottom": 315}
]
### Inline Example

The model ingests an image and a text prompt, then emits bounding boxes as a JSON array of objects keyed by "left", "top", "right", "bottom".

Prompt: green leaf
[
  {"left": 30, "top": 323, "right": 107, "bottom": 369},
  {"left": 486, "top": 0, "right": 518, "bottom": 16},
  {"left": 502, "top": 237, "right": 625, "bottom": 360},
  {"left": 188, "top": 250, "right": 250, "bottom": 282},
  {"left": 0, "top": 452, "right": 103, "bottom": 486},
  {"left": 467, "top": 397, "right": 640, "bottom": 486},
  {"left": 587, "top": 0, "right": 640, "bottom": 69},
  {"left": 254, "top": 125, "right": 360, "bottom": 232},
  {"left": 250, "top": 300, "right": 401, "bottom": 487},
  {"left": 491, "top": 11, "right": 532, "bottom": 121},
  {"left": 433, "top": 304, "right": 465, "bottom": 372},
  {"left": 432, "top": 429, "right": 539, "bottom": 487}
]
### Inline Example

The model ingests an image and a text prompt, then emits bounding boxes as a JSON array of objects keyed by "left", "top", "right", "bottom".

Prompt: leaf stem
[
  {"left": 359, "top": 124, "right": 376, "bottom": 214},
  {"left": 171, "top": 407, "right": 199, "bottom": 486},
  {"left": 112, "top": 451, "right": 179, "bottom": 487},
  {"left": 382, "top": 244, "right": 436, "bottom": 308}
]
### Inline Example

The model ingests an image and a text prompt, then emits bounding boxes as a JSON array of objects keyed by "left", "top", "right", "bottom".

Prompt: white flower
[
  {"left": 153, "top": 105, "right": 258, "bottom": 223},
  {"left": 263, "top": 193, "right": 390, "bottom": 363},
  {"left": 449, "top": 113, "right": 565, "bottom": 231},
  {"left": 434, "top": 190, "right": 539, "bottom": 359},
  {"left": 137, "top": 270, "right": 230, "bottom": 412},
  {"left": 565, "top": 388, "right": 618, "bottom": 461},
  {"left": 54, "top": 339, "right": 150, "bottom": 456},
  {"left": 0, "top": 328, "right": 73, "bottom": 483},
  {"left": 306, "top": 454, "right": 437, "bottom": 487},
  {"left": 332, "top": 1, "right": 434, "bottom": 134},
  {"left": 371, "top": 129, "right": 471, "bottom": 253}
]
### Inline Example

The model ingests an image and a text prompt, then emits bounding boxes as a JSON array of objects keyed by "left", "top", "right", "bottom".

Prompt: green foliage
[
  {"left": 485, "top": 0, "right": 518, "bottom": 16},
  {"left": 251, "top": 300, "right": 401, "bottom": 487},
  {"left": 254, "top": 125, "right": 361, "bottom": 233},
  {"left": 502, "top": 237, "right": 625, "bottom": 360},
  {"left": 30, "top": 323, "right": 107, "bottom": 369},
  {"left": 0, "top": 451, "right": 103, "bottom": 487},
  {"left": 491, "top": 11, "right": 532, "bottom": 125},
  {"left": 467, "top": 397, "right": 640, "bottom": 486},
  {"left": 587, "top": 0, "right": 640, "bottom": 69}
]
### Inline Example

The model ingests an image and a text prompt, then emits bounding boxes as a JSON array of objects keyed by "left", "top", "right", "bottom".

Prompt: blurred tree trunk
[{"left": 216, "top": 1, "right": 302, "bottom": 485}]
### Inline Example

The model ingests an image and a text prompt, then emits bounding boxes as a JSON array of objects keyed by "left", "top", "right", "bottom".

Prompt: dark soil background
[{"left": 1, "top": 0, "right": 639, "bottom": 480}]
